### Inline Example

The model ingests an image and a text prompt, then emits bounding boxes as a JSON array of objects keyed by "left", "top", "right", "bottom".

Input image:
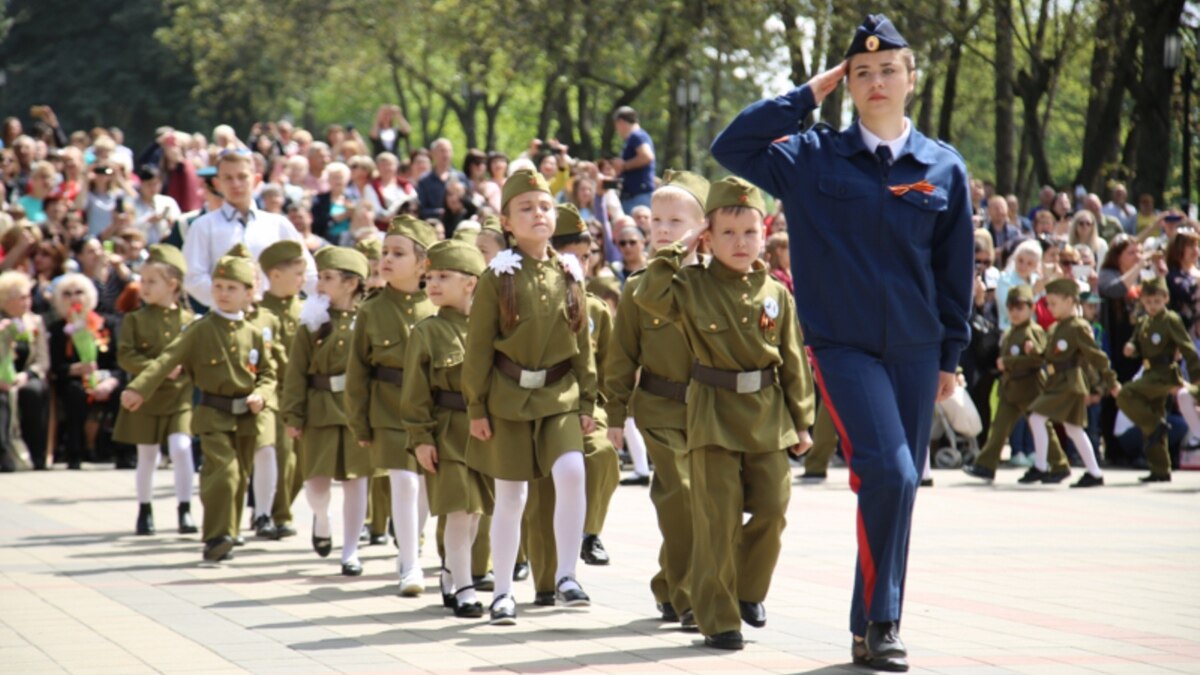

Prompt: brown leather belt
[
  {"left": 1008, "top": 366, "right": 1041, "bottom": 380},
  {"left": 308, "top": 373, "right": 347, "bottom": 392},
  {"left": 691, "top": 362, "right": 776, "bottom": 394},
  {"left": 638, "top": 370, "right": 689, "bottom": 402},
  {"left": 433, "top": 390, "right": 467, "bottom": 411},
  {"left": 494, "top": 353, "right": 571, "bottom": 389},
  {"left": 1044, "top": 358, "right": 1078, "bottom": 375},
  {"left": 372, "top": 365, "right": 404, "bottom": 386},
  {"left": 1144, "top": 353, "right": 1177, "bottom": 369},
  {"left": 198, "top": 391, "right": 251, "bottom": 415}
]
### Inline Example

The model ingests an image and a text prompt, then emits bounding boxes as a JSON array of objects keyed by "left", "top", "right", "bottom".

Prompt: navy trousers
[{"left": 809, "top": 345, "right": 938, "bottom": 636}]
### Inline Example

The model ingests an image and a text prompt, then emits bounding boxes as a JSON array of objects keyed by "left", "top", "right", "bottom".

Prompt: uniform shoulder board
[
  {"left": 933, "top": 137, "right": 966, "bottom": 161},
  {"left": 810, "top": 122, "right": 837, "bottom": 135},
  {"left": 626, "top": 268, "right": 647, "bottom": 280},
  {"left": 361, "top": 287, "right": 382, "bottom": 303}
]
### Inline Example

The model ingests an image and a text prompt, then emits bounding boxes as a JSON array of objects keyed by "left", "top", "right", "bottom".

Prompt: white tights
[
  {"left": 443, "top": 511, "right": 481, "bottom": 604},
  {"left": 303, "top": 476, "right": 368, "bottom": 564},
  {"left": 135, "top": 434, "right": 194, "bottom": 504},
  {"left": 625, "top": 417, "right": 650, "bottom": 477},
  {"left": 1030, "top": 413, "right": 1102, "bottom": 477},
  {"left": 389, "top": 469, "right": 421, "bottom": 577},
  {"left": 252, "top": 445, "right": 277, "bottom": 519},
  {"left": 1176, "top": 389, "right": 1200, "bottom": 439}
]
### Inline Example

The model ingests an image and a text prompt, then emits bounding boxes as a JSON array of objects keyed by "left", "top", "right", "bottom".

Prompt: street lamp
[{"left": 675, "top": 78, "right": 701, "bottom": 170}]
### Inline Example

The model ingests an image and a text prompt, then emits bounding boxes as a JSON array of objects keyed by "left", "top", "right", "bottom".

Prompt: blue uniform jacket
[{"left": 711, "top": 84, "right": 974, "bottom": 373}]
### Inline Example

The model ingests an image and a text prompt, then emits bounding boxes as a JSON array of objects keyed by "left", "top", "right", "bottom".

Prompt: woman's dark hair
[
  {"left": 35, "top": 240, "right": 69, "bottom": 276},
  {"left": 486, "top": 151, "right": 508, "bottom": 174},
  {"left": 69, "top": 235, "right": 99, "bottom": 257},
  {"left": 1167, "top": 228, "right": 1200, "bottom": 270},
  {"left": 135, "top": 164, "right": 160, "bottom": 182},
  {"left": 1100, "top": 234, "right": 1135, "bottom": 271},
  {"left": 462, "top": 149, "right": 487, "bottom": 176}
]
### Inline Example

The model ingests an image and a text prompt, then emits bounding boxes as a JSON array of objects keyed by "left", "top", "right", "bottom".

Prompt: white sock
[
  {"left": 1063, "top": 423, "right": 1102, "bottom": 478},
  {"left": 167, "top": 434, "right": 194, "bottom": 504},
  {"left": 305, "top": 477, "right": 332, "bottom": 538},
  {"left": 135, "top": 444, "right": 159, "bottom": 503},
  {"left": 625, "top": 417, "right": 650, "bottom": 476},
  {"left": 490, "top": 479, "right": 528, "bottom": 599},
  {"left": 922, "top": 450, "right": 933, "bottom": 480},
  {"left": 252, "top": 446, "right": 278, "bottom": 519},
  {"left": 1176, "top": 389, "right": 1200, "bottom": 440},
  {"left": 444, "top": 511, "right": 479, "bottom": 604},
  {"left": 550, "top": 451, "right": 587, "bottom": 584},
  {"left": 388, "top": 469, "right": 421, "bottom": 577},
  {"left": 1029, "top": 413, "right": 1051, "bottom": 472},
  {"left": 341, "top": 477, "right": 368, "bottom": 564}
]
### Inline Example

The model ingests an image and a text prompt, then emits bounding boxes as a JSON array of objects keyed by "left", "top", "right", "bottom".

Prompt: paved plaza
[{"left": 1, "top": 464, "right": 1198, "bottom": 674}]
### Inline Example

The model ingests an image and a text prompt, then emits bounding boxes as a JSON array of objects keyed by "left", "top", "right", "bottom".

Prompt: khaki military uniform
[
  {"left": 605, "top": 269, "right": 694, "bottom": 613},
  {"left": 256, "top": 293, "right": 303, "bottom": 527},
  {"left": 462, "top": 250, "right": 597, "bottom": 481},
  {"left": 1116, "top": 309, "right": 1200, "bottom": 476},
  {"left": 633, "top": 243, "right": 815, "bottom": 637},
  {"left": 804, "top": 401, "right": 839, "bottom": 473},
  {"left": 281, "top": 309, "right": 372, "bottom": 480},
  {"left": 976, "top": 320, "right": 1069, "bottom": 472},
  {"left": 127, "top": 313, "right": 276, "bottom": 542},
  {"left": 113, "top": 305, "right": 194, "bottom": 445},
  {"left": 345, "top": 286, "right": 436, "bottom": 472},
  {"left": 1030, "top": 316, "right": 1118, "bottom": 427}
]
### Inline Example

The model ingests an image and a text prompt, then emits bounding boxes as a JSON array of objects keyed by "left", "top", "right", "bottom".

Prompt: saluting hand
[
  {"left": 681, "top": 228, "right": 706, "bottom": 257},
  {"left": 807, "top": 61, "right": 847, "bottom": 105}
]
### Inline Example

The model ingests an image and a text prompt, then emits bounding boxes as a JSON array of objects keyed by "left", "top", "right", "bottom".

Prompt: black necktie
[{"left": 875, "top": 144, "right": 893, "bottom": 167}]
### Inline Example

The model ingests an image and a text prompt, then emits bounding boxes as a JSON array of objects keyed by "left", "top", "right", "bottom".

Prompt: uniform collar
[
  {"left": 384, "top": 284, "right": 425, "bottom": 304},
  {"left": 707, "top": 256, "right": 766, "bottom": 281},
  {"left": 220, "top": 202, "right": 258, "bottom": 224},
  {"left": 259, "top": 293, "right": 298, "bottom": 312},
  {"left": 437, "top": 306, "right": 468, "bottom": 325},
  {"left": 212, "top": 308, "right": 244, "bottom": 321},
  {"left": 836, "top": 118, "right": 939, "bottom": 166},
  {"left": 859, "top": 118, "right": 911, "bottom": 158}
]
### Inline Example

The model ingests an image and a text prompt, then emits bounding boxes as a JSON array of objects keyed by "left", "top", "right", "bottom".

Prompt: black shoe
[
  {"left": 203, "top": 536, "right": 235, "bottom": 562},
  {"left": 489, "top": 594, "right": 517, "bottom": 625},
  {"left": 341, "top": 561, "right": 363, "bottom": 576},
  {"left": 619, "top": 473, "right": 650, "bottom": 486},
  {"left": 580, "top": 534, "right": 610, "bottom": 565},
  {"left": 1071, "top": 473, "right": 1105, "bottom": 488},
  {"left": 115, "top": 456, "right": 137, "bottom": 470},
  {"left": 232, "top": 535, "right": 245, "bottom": 547},
  {"left": 680, "top": 609, "right": 698, "bottom": 631},
  {"left": 177, "top": 503, "right": 198, "bottom": 534},
  {"left": 453, "top": 586, "right": 484, "bottom": 618},
  {"left": 512, "top": 562, "right": 530, "bottom": 582},
  {"left": 369, "top": 533, "right": 388, "bottom": 546},
  {"left": 253, "top": 514, "right": 280, "bottom": 540},
  {"left": 555, "top": 576, "right": 590, "bottom": 607},
  {"left": 739, "top": 600, "right": 766, "bottom": 628},
  {"left": 440, "top": 570, "right": 455, "bottom": 608},
  {"left": 862, "top": 621, "right": 909, "bottom": 672},
  {"left": 961, "top": 464, "right": 995, "bottom": 482},
  {"left": 1041, "top": 468, "right": 1072, "bottom": 484},
  {"left": 919, "top": 478, "right": 934, "bottom": 487},
  {"left": 658, "top": 602, "right": 678, "bottom": 622},
  {"left": 799, "top": 471, "right": 827, "bottom": 482},
  {"left": 136, "top": 503, "right": 155, "bottom": 536},
  {"left": 474, "top": 571, "right": 497, "bottom": 590},
  {"left": 703, "top": 631, "right": 744, "bottom": 650},
  {"left": 67, "top": 461, "right": 82, "bottom": 470},
  {"left": 1017, "top": 467, "right": 1047, "bottom": 484},
  {"left": 534, "top": 591, "right": 556, "bottom": 606},
  {"left": 312, "top": 517, "right": 332, "bottom": 558},
  {"left": 1139, "top": 473, "right": 1172, "bottom": 483},
  {"left": 275, "top": 521, "right": 297, "bottom": 538}
]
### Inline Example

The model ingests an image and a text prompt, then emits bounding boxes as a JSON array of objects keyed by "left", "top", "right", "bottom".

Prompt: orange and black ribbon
[{"left": 888, "top": 180, "right": 936, "bottom": 197}]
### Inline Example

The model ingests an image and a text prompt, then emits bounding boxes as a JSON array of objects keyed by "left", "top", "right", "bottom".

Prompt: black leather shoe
[
  {"left": 453, "top": 586, "right": 484, "bottom": 618},
  {"left": 203, "top": 536, "right": 235, "bottom": 562},
  {"left": 312, "top": 517, "right": 332, "bottom": 558},
  {"left": 136, "top": 503, "right": 155, "bottom": 535},
  {"left": 800, "top": 470, "right": 827, "bottom": 482},
  {"left": 1139, "top": 473, "right": 1172, "bottom": 483},
  {"left": 512, "top": 562, "right": 530, "bottom": 582},
  {"left": 962, "top": 464, "right": 995, "bottom": 481},
  {"left": 580, "top": 534, "right": 610, "bottom": 565},
  {"left": 439, "top": 570, "right": 455, "bottom": 609},
  {"left": 555, "top": 576, "right": 590, "bottom": 607},
  {"left": 474, "top": 571, "right": 497, "bottom": 590},
  {"left": 276, "top": 522, "right": 297, "bottom": 538},
  {"left": 703, "top": 631, "right": 744, "bottom": 650},
  {"left": 658, "top": 602, "right": 678, "bottom": 622},
  {"left": 489, "top": 594, "right": 517, "bottom": 625},
  {"left": 1017, "top": 467, "right": 1047, "bottom": 484},
  {"left": 177, "top": 503, "right": 198, "bottom": 534},
  {"left": 919, "top": 478, "right": 934, "bottom": 487},
  {"left": 619, "top": 473, "right": 650, "bottom": 486},
  {"left": 680, "top": 609, "right": 698, "bottom": 631},
  {"left": 1041, "top": 468, "right": 1071, "bottom": 484},
  {"left": 67, "top": 461, "right": 82, "bottom": 470},
  {"left": 534, "top": 591, "right": 556, "bottom": 606},
  {"left": 1071, "top": 473, "right": 1105, "bottom": 488},
  {"left": 369, "top": 533, "right": 388, "bottom": 545},
  {"left": 739, "top": 600, "right": 766, "bottom": 628},
  {"left": 254, "top": 514, "right": 280, "bottom": 540},
  {"left": 341, "top": 561, "right": 363, "bottom": 576},
  {"left": 863, "top": 621, "right": 909, "bottom": 672}
]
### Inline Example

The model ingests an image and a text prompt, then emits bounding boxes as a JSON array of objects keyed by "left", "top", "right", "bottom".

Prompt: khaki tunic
[
  {"left": 281, "top": 309, "right": 371, "bottom": 480},
  {"left": 1029, "top": 316, "right": 1118, "bottom": 426},
  {"left": 998, "top": 320, "right": 1050, "bottom": 406},
  {"left": 632, "top": 244, "right": 815, "bottom": 451},
  {"left": 1125, "top": 310, "right": 1200, "bottom": 391},
  {"left": 400, "top": 307, "right": 493, "bottom": 516},
  {"left": 344, "top": 286, "right": 435, "bottom": 471},
  {"left": 463, "top": 249, "right": 597, "bottom": 481},
  {"left": 255, "top": 293, "right": 303, "bottom": 523},
  {"left": 113, "top": 305, "right": 194, "bottom": 445}
]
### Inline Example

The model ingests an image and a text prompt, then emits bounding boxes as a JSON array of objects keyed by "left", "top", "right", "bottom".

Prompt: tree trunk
[
  {"left": 1074, "top": 0, "right": 1136, "bottom": 192},
  {"left": 993, "top": 0, "right": 1016, "bottom": 194},
  {"left": 537, "top": 73, "right": 560, "bottom": 144},
  {"left": 937, "top": 0, "right": 970, "bottom": 141},
  {"left": 1130, "top": 0, "right": 1187, "bottom": 207},
  {"left": 575, "top": 83, "right": 596, "bottom": 160}
]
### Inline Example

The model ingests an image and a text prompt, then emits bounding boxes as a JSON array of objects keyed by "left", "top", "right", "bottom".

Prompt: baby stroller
[{"left": 929, "top": 381, "right": 983, "bottom": 468}]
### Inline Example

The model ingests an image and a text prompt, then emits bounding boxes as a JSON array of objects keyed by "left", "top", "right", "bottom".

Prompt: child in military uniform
[
  {"left": 1116, "top": 276, "right": 1200, "bottom": 483},
  {"left": 353, "top": 236, "right": 392, "bottom": 545},
  {"left": 121, "top": 244, "right": 277, "bottom": 562},
  {"left": 520, "top": 203, "right": 619, "bottom": 606},
  {"left": 1028, "top": 278, "right": 1120, "bottom": 488},
  {"left": 633, "top": 177, "right": 814, "bottom": 650},
  {"left": 345, "top": 215, "right": 437, "bottom": 594},
  {"left": 474, "top": 216, "right": 507, "bottom": 264},
  {"left": 400, "top": 239, "right": 494, "bottom": 618},
  {"left": 463, "top": 169, "right": 597, "bottom": 625},
  {"left": 114, "top": 244, "right": 197, "bottom": 536},
  {"left": 282, "top": 246, "right": 372, "bottom": 575},
  {"left": 964, "top": 285, "right": 1072, "bottom": 483},
  {"left": 605, "top": 170, "right": 709, "bottom": 627}
]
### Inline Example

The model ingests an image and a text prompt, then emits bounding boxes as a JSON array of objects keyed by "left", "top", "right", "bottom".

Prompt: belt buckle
[
  {"left": 735, "top": 370, "right": 763, "bottom": 394},
  {"left": 519, "top": 368, "right": 547, "bottom": 389},
  {"left": 329, "top": 374, "right": 347, "bottom": 392},
  {"left": 1046, "top": 364, "right": 1056, "bottom": 375},
  {"left": 230, "top": 397, "right": 250, "bottom": 415}
]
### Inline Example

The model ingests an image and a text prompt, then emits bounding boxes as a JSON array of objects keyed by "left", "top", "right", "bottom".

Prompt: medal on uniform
[
  {"left": 1152, "top": 333, "right": 1162, "bottom": 345},
  {"left": 262, "top": 327, "right": 273, "bottom": 350},
  {"left": 248, "top": 348, "right": 260, "bottom": 374},
  {"left": 760, "top": 297, "right": 778, "bottom": 332},
  {"left": 1010, "top": 345, "right": 1020, "bottom": 356},
  {"left": 588, "top": 317, "right": 595, "bottom": 335},
  {"left": 1056, "top": 339, "right": 1068, "bottom": 352}
]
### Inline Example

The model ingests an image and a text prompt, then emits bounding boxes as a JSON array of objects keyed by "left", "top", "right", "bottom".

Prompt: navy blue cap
[
  {"left": 845, "top": 14, "right": 908, "bottom": 58},
  {"left": 197, "top": 166, "right": 217, "bottom": 181}
]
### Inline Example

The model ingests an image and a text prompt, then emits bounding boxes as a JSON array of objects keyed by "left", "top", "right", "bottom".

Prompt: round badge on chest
[
  {"left": 262, "top": 327, "right": 273, "bottom": 343},
  {"left": 588, "top": 317, "right": 595, "bottom": 335},
  {"left": 249, "top": 348, "right": 260, "bottom": 365},
  {"left": 763, "top": 297, "right": 779, "bottom": 320},
  {"left": 1056, "top": 339, "right": 1068, "bottom": 352},
  {"left": 1151, "top": 333, "right": 1162, "bottom": 345},
  {"left": 1010, "top": 345, "right": 1020, "bottom": 356}
]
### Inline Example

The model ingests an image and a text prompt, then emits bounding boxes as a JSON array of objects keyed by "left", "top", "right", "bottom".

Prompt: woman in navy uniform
[{"left": 711, "top": 14, "right": 973, "bottom": 673}]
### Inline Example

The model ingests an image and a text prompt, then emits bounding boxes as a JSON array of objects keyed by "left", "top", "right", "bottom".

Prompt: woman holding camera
[{"left": 73, "top": 162, "right": 131, "bottom": 239}]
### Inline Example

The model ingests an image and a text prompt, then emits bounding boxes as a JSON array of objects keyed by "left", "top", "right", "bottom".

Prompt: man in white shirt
[
  {"left": 1103, "top": 182, "right": 1138, "bottom": 234},
  {"left": 132, "top": 165, "right": 181, "bottom": 245},
  {"left": 183, "top": 150, "right": 316, "bottom": 308}
]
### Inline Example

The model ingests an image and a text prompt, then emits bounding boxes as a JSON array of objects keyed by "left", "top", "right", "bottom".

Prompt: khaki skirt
[
  {"left": 113, "top": 408, "right": 192, "bottom": 446},
  {"left": 466, "top": 412, "right": 584, "bottom": 482}
]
